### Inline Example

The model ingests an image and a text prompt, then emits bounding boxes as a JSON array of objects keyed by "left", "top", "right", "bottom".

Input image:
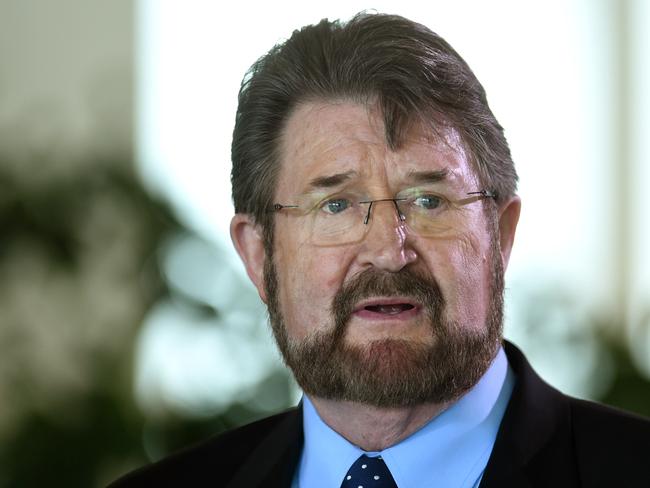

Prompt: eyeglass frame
[{"left": 272, "top": 189, "right": 497, "bottom": 238}]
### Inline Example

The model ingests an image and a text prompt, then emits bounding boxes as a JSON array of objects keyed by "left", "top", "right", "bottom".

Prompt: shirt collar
[{"left": 296, "top": 346, "right": 514, "bottom": 488}]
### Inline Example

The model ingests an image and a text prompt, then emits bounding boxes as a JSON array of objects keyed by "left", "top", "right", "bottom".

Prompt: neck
[{"left": 309, "top": 396, "right": 451, "bottom": 451}]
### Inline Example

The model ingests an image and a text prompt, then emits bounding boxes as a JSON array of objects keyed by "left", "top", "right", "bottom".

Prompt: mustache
[{"left": 330, "top": 267, "right": 446, "bottom": 345}]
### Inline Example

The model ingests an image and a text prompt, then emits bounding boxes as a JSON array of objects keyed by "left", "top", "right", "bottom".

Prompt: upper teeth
[{"left": 376, "top": 305, "right": 404, "bottom": 314}]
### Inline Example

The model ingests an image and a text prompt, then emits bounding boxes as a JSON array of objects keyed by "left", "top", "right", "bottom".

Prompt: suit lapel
[
  {"left": 480, "top": 341, "right": 578, "bottom": 487},
  {"left": 226, "top": 407, "right": 303, "bottom": 488}
]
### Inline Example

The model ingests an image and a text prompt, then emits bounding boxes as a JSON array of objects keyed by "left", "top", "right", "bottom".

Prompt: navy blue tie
[{"left": 340, "top": 454, "right": 398, "bottom": 488}]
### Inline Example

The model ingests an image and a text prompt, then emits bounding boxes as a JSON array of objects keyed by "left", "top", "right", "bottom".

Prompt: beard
[{"left": 263, "top": 230, "right": 504, "bottom": 408}]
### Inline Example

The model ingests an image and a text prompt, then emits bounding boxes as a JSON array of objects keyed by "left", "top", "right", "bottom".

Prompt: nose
[{"left": 356, "top": 199, "right": 418, "bottom": 272}]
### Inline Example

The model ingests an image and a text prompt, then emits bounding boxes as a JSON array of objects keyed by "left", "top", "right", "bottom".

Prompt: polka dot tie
[{"left": 340, "top": 454, "right": 398, "bottom": 488}]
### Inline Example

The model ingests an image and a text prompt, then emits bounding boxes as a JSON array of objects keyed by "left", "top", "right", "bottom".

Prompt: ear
[
  {"left": 230, "top": 214, "right": 268, "bottom": 303},
  {"left": 497, "top": 196, "right": 521, "bottom": 271}
]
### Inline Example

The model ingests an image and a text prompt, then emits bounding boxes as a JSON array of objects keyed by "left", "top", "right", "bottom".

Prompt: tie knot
[{"left": 340, "top": 454, "right": 398, "bottom": 488}]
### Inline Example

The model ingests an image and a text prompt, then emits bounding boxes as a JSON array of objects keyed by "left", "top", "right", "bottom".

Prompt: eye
[
  {"left": 321, "top": 198, "right": 352, "bottom": 215},
  {"left": 413, "top": 194, "right": 443, "bottom": 210}
]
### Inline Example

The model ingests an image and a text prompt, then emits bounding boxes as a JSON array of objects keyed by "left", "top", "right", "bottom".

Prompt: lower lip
[{"left": 353, "top": 306, "right": 421, "bottom": 321}]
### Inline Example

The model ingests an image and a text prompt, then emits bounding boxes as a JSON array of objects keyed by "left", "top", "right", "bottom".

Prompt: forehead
[{"left": 276, "top": 100, "right": 478, "bottom": 196}]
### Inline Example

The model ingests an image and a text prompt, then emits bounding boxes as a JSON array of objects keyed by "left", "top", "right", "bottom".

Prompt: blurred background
[{"left": 1, "top": 0, "right": 648, "bottom": 486}]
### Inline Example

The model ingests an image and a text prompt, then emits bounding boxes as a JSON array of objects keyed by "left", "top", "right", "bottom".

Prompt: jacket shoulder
[
  {"left": 108, "top": 408, "right": 300, "bottom": 487},
  {"left": 570, "top": 398, "right": 650, "bottom": 486},
  {"left": 485, "top": 342, "right": 650, "bottom": 488}
]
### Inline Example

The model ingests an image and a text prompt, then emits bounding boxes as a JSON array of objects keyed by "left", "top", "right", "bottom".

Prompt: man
[{"left": 111, "top": 12, "right": 649, "bottom": 487}]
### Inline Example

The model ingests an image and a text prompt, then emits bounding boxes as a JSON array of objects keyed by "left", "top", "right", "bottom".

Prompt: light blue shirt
[{"left": 292, "top": 347, "right": 514, "bottom": 488}]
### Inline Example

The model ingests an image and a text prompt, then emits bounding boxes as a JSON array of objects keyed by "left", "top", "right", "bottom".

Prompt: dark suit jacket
[{"left": 109, "top": 342, "right": 650, "bottom": 487}]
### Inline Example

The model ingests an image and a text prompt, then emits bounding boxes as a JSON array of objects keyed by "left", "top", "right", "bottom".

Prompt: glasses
[{"left": 273, "top": 187, "right": 496, "bottom": 246}]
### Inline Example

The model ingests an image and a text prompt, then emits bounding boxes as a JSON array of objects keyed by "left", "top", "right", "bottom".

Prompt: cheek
[
  {"left": 278, "top": 245, "right": 343, "bottom": 297},
  {"left": 273, "top": 237, "right": 352, "bottom": 337},
  {"left": 427, "top": 232, "right": 491, "bottom": 330}
]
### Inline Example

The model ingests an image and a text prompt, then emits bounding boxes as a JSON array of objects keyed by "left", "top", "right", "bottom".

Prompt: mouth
[{"left": 352, "top": 297, "right": 421, "bottom": 320}]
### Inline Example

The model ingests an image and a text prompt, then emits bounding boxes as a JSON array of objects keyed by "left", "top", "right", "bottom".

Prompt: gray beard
[{"left": 263, "top": 232, "right": 504, "bottom": 408}]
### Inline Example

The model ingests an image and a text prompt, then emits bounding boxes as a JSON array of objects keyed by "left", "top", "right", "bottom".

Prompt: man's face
[{"left": 234, "top": 100, "right": 519, "bottom": 407}]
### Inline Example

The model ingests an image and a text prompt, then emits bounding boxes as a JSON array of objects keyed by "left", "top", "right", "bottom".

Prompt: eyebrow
[
  {"left": 405, "top": 168, "right": 450, "bottom": 185},
  {"left": 304, "top": 168, "right": 449, "bottom": 192},
  {"left": 307, "top": 170, "right": 359, "bottom": 189}
]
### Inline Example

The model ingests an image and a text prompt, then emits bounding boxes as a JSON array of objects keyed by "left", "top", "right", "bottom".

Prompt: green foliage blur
[{"left": 0, "top": 153, "right": 295, "bottom": 487}]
